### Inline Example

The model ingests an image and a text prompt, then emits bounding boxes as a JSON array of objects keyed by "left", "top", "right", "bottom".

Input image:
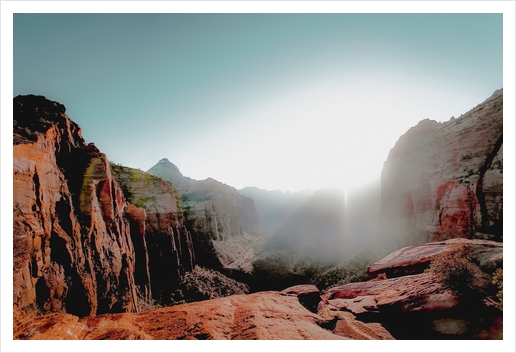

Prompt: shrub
[
  {"left": 427, "top": 243, "right": 487, "bottom": 297},
  {"left": 492, "top": 268, "right": 503, "bottom": 310}
]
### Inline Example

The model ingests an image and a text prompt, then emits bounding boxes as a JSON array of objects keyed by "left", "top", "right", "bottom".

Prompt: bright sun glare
[{"left": 177, "top": 78, "right": 444, "bottom": 193}]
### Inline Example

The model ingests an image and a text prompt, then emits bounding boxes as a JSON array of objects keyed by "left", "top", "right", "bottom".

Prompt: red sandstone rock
[
  {"left": 281, "top": 284, "right": 321, "bottom": 312},
  {"left": 147, "top": 159, "right": 267, "bottom": 272},
  {"left": 323, "top": 272, "right": 458, "bottom": 312},
  {"left": 12, "top": 291, "right": 399, "bottom": 340},
  {"left": 322, "top": 239, "right": 503, "bottom": 339},
  {"left": 366, "top": 238, "right": 503, "bottom": 278},
  {"left": 12, "top": 292, "right": 339, "bottom": 340},
  {"left": 13, "top": 95, "right": 142, "bottom": 316},
  {"left": 111, "top": 165, "right": 195, "bottom": 305},
  {"left": 379, "top": 89, "right": 503, "bottom": 249}
]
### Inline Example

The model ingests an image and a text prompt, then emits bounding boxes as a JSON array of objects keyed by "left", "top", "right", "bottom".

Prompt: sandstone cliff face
[
  {"left": 379, "top": 89, "right": 503, "bottom": 249},
  {"left": 147, "top": 158, "right": 267, "bottom": 272},
  {"left": 110, "top": 165, "right": 195, "bottom": 305},
  {"left": 13, "top": 95, "right": 144, "bottom": 316}
]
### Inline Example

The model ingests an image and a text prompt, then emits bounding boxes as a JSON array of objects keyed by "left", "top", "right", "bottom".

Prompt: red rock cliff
[
  {"left": 13, "top": 95, "right": 146, "bottom": 316},
  {"left": 379, "top": 89, "right": 503, "bottom": 250},
  {"left": 110, "top": 165, "right": 195, "bottom": 306}
]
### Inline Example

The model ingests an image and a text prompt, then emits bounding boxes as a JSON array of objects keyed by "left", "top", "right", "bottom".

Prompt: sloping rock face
[
  {"left": 147, "top": 159, "right": 267, "bottom": 272},
  {"left": 14, "top": 291, "right": 396, "bottom": 340},
  {"left": 366, "top": 238, "right": 502, "bottom": 279},
  {"left": 321, "top": 239, "right": 503, "bottom": 339},
  {"left": 281, "top": 284, "right": 321, "bottom": 313},
  {"left": 110, "top": 165, "right": 195, "bottom": 305},
  {"left": 379, "top": 89, "right": 503, "bottom": 250},
  {"left": 13, "top": 95, "right": 145, "bottom": 316}
]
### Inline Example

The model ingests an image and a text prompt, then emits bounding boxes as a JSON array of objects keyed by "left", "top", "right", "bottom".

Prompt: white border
[{"left": 1, "top": 1, "right": 515, "bottom": 352}]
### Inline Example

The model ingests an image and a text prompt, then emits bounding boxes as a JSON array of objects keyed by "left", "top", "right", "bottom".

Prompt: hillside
[{"left": 147, "top": 158, "right": 268, "bottom": 272}]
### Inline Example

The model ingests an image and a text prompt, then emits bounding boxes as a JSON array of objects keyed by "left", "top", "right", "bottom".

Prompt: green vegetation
[
  {"left": 311, "top": 260, "right": 369, "bottom": 290},
  {"left": 111, "top": 162, "right": 184, "bottom": 213},
  {"left": 249, "top": 256, "right": 368, "bottom": 292},
  {"left": 492, "top": 268, "right": 503, "bottom": 310},
  {"left": 427, "top": 243, "right": 487, "bottom": 297}
]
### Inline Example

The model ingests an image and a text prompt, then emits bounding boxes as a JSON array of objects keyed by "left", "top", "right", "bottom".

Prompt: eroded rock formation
[
  {"left": 110, "top": 165, "right": 195, "bottom": 305},
  {"left": 379, "top": 89, "right": 503, "bottom": 250},
  {"left": 13, "top": 290, "right": 393, "bottom": 340},
  {"left": 366, "top": 238, "right": 502, "bottom": 279},
  {"left": 147, "top": 158, "right": 268, "bottom": 272},
  {"left": 13, "top": 234, "right": 502, "bottom": 340},
  {"left": 13, "top": 95, "right": 143, "bottom": 316},
  {"left": 322, "top": 239, "right": 503, "bottom": 339}
]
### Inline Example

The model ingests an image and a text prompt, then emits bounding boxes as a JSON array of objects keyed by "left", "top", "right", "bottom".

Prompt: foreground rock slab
[
  {"left": 367, "top": 238, "right": 503, "bottom": 278},
  {"left": 13, "top": 292, "right": 353, "bottom": 340},
  {"left": 322, "top": 239, "right": 503, "bottom": 339}
]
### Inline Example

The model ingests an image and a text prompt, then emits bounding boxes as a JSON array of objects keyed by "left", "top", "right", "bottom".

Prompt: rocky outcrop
[
  {"left": 281, "top": 284, "right": 321, "bottom": 313},
  {"left": 13, "top": 95, "right": 144, "bottom": 316},
  {"left": 13, "top": 290, "right": 395, "bottom": 340},
  {"left": 147, "top": 158, "right": 268, "bottom": 272},
  {"left": 366, "top": 238, "right": 502, "bottom": 279},
  {"left": 379, "top": 89, "right": 503, "bottom": 249},
  {"left": 13, "top": 238, "right": 501, "bottom": 340},
  {"left": 321, "top": 239, "right": 503, "bottom": 339},
  {"left": 110, "top": 165, "right": 195, "bottom": 305}
]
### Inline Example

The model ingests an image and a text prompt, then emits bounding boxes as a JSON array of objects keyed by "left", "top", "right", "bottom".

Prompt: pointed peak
[
  {"left": 147, "top": 158, "right": 185, "bottom": 185},
  {"left": 157, "top": 158, "right": 172, "bottom": 165},
  {"left": 155, "top": 158, "right": 180, "bottom": 170}
]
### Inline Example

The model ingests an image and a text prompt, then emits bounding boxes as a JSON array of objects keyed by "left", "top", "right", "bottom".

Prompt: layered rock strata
[
  {"left": 13, "top": 95, "right": 145, "bottom": 316},
  {"left": 379, "top": 89, "right": 503, "bottom": 249},
  {"left": 13, "top": 290, "right": 392, "bottom": 340},
  {"left": 366, "top": 238, "right": 502, "bottom": 279},
  {"left": 147, "top": 158, "right": 267, "bottom": 272},
  {"left": 110, "top": 165, "right": 195, "bottom": 305},
  {"left": 322, "top": 239, "right": 503, "bottom": 339}
]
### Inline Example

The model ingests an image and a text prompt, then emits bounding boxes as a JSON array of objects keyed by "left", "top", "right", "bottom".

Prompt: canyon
[
  {"left": 13, "top": 238, "right": 502, "bottom": 340},
  {"left": 147, "top": 158, "right": 268, "bottom": 273},
  {"left": 12, "top": 90, "right": 503, "bottom": 340}
]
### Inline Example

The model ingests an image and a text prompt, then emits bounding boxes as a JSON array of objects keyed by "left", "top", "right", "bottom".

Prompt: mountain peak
[
  {"left": 157, "top": 158, "right": 173, "bottom": 165},
  {"left": 147, "top": 158, "right": 184, "bottom": 185}
]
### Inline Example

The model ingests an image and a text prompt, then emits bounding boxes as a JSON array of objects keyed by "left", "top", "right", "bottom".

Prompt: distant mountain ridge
[
  {"left": 147, "top": 158, "right": 268, "bottom": 272},
  {"left": 238, "top": 186, "right": 312, "bottom": 232}
]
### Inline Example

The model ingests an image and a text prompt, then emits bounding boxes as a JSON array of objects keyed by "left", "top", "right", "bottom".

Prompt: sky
[{"left": 11, "top": 12, "right": 504, "bottom": 192}]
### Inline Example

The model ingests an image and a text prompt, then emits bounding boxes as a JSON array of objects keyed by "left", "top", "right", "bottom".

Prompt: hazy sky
[{"left": 13, "top": 13, "right": 503, "bottom": 192}]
